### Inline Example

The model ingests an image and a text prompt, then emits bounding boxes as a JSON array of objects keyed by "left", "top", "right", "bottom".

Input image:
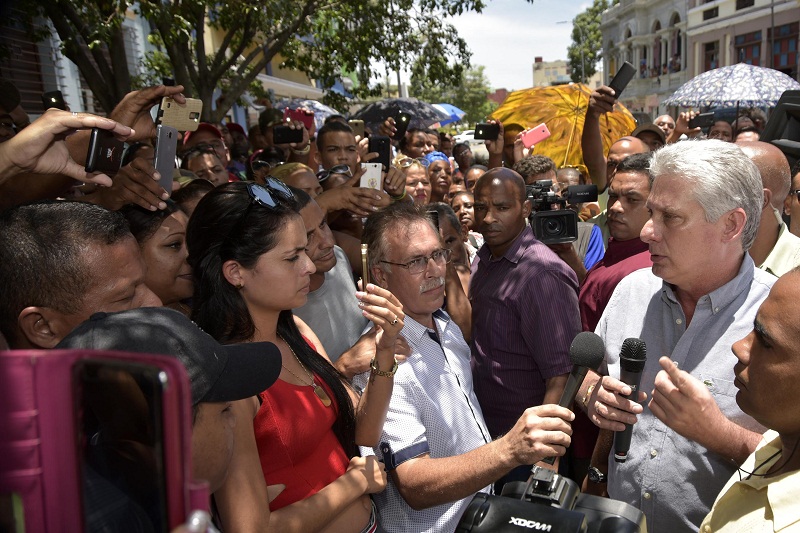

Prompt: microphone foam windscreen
[
  {"left": 569, "top": 331, "right": 606, "bottom": 370},
  {"left": 620, "top": 337, "right": 647, "bottom": 372}
]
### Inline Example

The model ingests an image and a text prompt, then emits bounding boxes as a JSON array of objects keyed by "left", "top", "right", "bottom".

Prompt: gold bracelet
[
  {"left": 582, "top": 384, "right": 596, "bottom": 409},
  {"left": 390, "top": 189, "right": 407, "bottom": 202},
  {"left": 291, "top": 144, "right": 311, "bottom": 155},
  {"left": 370, "top": 357, "right": 398, "bottom": 377}
]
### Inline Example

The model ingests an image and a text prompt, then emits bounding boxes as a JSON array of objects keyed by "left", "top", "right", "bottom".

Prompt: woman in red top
[{"left": 187, "top": 180, "right": 404, "bottom": 532}]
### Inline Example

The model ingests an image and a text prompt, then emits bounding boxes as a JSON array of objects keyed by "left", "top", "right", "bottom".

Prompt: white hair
[{"left": 649, "top": 139, "right": 763, "bottom": 251}]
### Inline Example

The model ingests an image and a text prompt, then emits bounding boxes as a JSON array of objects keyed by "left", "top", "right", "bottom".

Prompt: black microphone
[
  {"left": 613, "top": 337, "right": 647, "bottom": 463},
  {"left": 542, "top": 331, "right": 605, "bottom": 465}
]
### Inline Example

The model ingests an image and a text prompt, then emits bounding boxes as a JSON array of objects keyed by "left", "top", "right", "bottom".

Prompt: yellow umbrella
[{"left": 490, "top": 83, "right": 636, "bottom": 172}]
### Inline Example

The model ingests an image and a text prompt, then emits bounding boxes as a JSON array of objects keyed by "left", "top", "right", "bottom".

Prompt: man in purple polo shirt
[{"left": 469, "top": 167, "right": 580, "bottom": 486}]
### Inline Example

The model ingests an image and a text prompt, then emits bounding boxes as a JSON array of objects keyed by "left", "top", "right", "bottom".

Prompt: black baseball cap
[{"left": 56, "top": 307, "right": 281, "bottom": 405}]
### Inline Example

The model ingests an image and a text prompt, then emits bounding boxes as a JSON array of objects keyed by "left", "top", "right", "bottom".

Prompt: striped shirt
[
  {"left": 354, "top": 310, "right": 492, "bottom": 533},
  {"left": 470, "top": 225, "right": 580, "bottom": 438}
]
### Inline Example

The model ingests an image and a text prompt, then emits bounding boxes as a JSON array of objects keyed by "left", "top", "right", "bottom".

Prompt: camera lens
[{"left": 543, "top": 218, "right": 565, "bottom": 236}]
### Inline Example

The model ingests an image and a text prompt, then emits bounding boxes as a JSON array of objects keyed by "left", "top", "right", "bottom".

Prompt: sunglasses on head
[
  {"left": 226, "top": 178, "right": 295, "bottom": 240},
  {"left": 316, "top": 164, "right": 352, "bottom": 183},
  {"left": 395, "top": 157, "right": 430, "bottom": 169}
]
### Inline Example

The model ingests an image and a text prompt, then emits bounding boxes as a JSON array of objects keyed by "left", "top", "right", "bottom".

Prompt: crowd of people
[{"left": 1, "top": 76, "right": 800, "bottom": 533}]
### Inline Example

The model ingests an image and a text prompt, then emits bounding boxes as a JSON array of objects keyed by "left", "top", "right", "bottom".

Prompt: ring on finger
[{"left": 390, "top": 316, "right": 398, "bottom": 325}]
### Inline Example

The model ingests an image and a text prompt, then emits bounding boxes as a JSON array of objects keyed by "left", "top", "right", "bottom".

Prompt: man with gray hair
[
  {"left": 354, "top": 202, "right": 574, "bottom": 532},
  {"left": 578, "top": 140, "right": 776, "bottom": 532}
]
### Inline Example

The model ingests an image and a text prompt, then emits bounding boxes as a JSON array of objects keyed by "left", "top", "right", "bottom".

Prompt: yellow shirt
[{"left": 700, "top": 431, "right": 800, "bottom": 532}]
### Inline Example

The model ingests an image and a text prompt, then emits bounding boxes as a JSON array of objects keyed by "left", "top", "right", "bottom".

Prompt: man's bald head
[
  {"left": 737, "top": 141, "right": 791, "bottom": 208},
  {"left": 611, "top": 136, "right": 649, "bottom": 156},
  {"left": 474, "top": 167, "right": 527, "bottom": 202}
]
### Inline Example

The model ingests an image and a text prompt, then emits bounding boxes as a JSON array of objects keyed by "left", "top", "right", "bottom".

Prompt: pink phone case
[
  {"left": 521, "top": 123, "right": 552, "bottom": 149},
  {"left": 0, "top": 349, "right": 206, "bottom": 532}
]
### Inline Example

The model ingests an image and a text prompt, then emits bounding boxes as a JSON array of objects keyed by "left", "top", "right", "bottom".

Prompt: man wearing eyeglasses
[
  {"left": 353, "top": 202, "right": 574, "bottom": 533},
  {"left": 183, "top": 123, "right": 241, "bottom": 182},
  {"left": 738, "top": 141, "right": 800, "bottom": 278}
]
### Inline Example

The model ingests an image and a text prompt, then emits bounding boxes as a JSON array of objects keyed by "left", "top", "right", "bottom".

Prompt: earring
[{"left": 235, "top": 282, "right": 243, "bottom": 290}]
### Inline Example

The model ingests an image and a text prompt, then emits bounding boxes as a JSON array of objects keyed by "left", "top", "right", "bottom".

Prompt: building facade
[
  {"left": 686, "top": 0, "right": 799, "bottom": 79},
  {"left": 600, "top": 0, "right": 690, "bottom": 118},
  {"left": 532, "top": 57, "right": 604, "bottom": 89}
]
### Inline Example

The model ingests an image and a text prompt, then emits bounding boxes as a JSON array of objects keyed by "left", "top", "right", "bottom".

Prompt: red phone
[
  {"left": 521, "top": 123, "right": 552, "bottom": 149},
  {"left": 283, "top": 108, "right": 315, "bottom": 130}
]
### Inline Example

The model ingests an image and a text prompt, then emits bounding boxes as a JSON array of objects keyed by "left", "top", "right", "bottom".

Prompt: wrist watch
[{"left": 588, "top": 466, "right": 607, "bottom": 484}]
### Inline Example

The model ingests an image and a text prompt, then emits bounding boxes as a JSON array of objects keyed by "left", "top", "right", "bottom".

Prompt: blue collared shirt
[
  {"left": 354, "top": 310, "right": 491, "bottom": 533},
  {"left": 597, "top": 255, "right": 775, "bottom": 532}
]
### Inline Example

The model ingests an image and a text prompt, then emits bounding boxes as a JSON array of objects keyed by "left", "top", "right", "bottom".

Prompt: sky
[
  {"left": 392, "top": 0, "right": 592, "bottom": 92},
  {"left": 447, "top": 0, "right": 592, "bottom": 91}
]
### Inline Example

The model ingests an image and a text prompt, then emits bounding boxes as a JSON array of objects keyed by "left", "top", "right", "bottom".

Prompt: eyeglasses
[
  {"left": 251, "top": 160, "right": 284, "bottom": 172},
  {"left": 395, "top": 157, "right": 430, "bottom": 169},
  {"left": 380, "top": 248, "right": 451, "bottom": 274},
  {"left": 226, "top": 178, "right": 295, "bottom": 239},
  {"left": 316, "top": 164, "right": 352, "bottom": 183},
  {"left": 181, "top": 144, "right": 217, "bottom": 159}
]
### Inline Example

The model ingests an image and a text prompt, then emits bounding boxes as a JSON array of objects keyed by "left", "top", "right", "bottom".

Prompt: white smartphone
[{"left": 360, "top": 163, "right": 384, "bottom": 190}]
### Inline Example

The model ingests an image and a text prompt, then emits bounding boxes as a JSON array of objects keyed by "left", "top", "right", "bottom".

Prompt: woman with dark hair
[
  {"left": 186, "top": 180, "right": 403, "bottom": 532},
  {"left": 119, "top": 201, "right": 193, "bottom": 313}
]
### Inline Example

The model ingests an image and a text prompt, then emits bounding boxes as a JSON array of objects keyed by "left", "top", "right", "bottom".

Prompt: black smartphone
[
  {"left": 368, "top": 135, "right": 392, "bottom": 169},
  {"left": 427, "top": 208, "right": 440, "bottom": 232},
  {"left": 361, "top": 244, "right": 370, "bottom": 287},
  {"left": 73, "top": 359, "right": 168, "bottom": 532},
  {"left": 85, "top": 128, "right": 124, "bottom": 174},
  {"left": 474, "top": 122, "right": 500, "bottom": 140},
  {"left": 608, "top": 61, "right": 636, "bottom": 99},
  {"left": 273, "top": 125, "right": 304, "bottom": 144},
  {"left": 394, "top": 112, "right": 412, "bottom": 139},
  {"left": 688, "top": 112, "right": 715, "bottom": 129},
  {"left": 154, "top": 124, "right": 179, "bottom": 192},
  {"left": 42, "top": 90, "right": 67, "bottom": 111}
]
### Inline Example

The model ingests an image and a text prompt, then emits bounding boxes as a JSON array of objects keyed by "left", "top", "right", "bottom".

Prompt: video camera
[
  {"left": 527, "top": 181, "right": 598, "bottom": 245},
  {"left": 456, "top": 465, "right": 646, "bottom": 533}
]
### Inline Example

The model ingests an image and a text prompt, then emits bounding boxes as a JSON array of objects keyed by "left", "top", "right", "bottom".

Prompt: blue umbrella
[
  {"left": 432, "top": 103, "right": 466, "bottom": 126},
  {"left": 663, "top": 63, "right": 800, "bottom": 108}
]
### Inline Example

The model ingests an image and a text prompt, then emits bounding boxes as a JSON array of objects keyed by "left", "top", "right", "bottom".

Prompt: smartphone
[
  {"left": 608, "top": 61, "right": 636, "bottom": 99},
  {"left": 474, "top": 122, "right": 500, "bottom": 140},
  {"left": 361, "top": 244, "right": 370, "bottom": 287},
  {"left": 688, "top": 112, "right": 715, "bottom": 129},
  {"left": 521, "top": 123, "right": 551, "bottom": 149},
  {"left": 283, "top": 108, "right": 315, "bottom": 131},
  {"left": 158, "top": 97, "right": 203, "bottom": 132},
  {"left": 42, "top": 90, "right": 67, "bottom": 111},
  {"left": 348, "top": 119, "right": 365, "bottom": 138},
  {"left": 394, "top": 112, "right": 412, "bottom": 139},
  {"left": 360, "top": 162, "right": 383, "bottom": 190},
  {"left": 273, "top": 125, "right": 304, "bottom": 144},
  {"left": 85, "top": 128, "right": 124, "bottom": 174},
  {"left": 154, "top": 124, "right": 178, "bottom": 192},
  {"left": 74, "top": 359, "right": 169, "bottom": 531},
  {"left": 368, "top": 135, "right": 392, "bottom": 170}
]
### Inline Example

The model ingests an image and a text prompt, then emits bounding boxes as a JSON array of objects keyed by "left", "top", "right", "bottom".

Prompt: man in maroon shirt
[{"left": 580, "top": 153, "right": 654, "bottom": 332}]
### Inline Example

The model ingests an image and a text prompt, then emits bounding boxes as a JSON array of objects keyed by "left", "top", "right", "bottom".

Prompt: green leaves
[
  {"left": 30, "top": 0, "right": 495, "bottom": 122},
  {"left": 566, "top": 0, "right": 616, "bottom": 83}
]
